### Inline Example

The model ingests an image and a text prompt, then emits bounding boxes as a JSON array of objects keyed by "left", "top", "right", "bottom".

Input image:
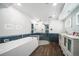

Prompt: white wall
[
  {"left": 49, "top": 20, "right": 64, "bottom": 33},
  {"left": 33, "top": 20, "right": 64, "bottom": 33},
  {"left": 0, "top": 7, "right": 31, "bottom": 36},
  {"left": 64, "top": 5, "right": 79, "bottom": 34}
]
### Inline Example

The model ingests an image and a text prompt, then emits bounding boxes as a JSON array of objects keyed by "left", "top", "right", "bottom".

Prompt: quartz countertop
[{"left": 60, "top": 33, "right": 79, "bottom": 39}]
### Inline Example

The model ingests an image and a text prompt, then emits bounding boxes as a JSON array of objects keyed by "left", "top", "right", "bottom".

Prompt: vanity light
[{"left": 53, "top": 3, "right": 57, "bottom": 6}]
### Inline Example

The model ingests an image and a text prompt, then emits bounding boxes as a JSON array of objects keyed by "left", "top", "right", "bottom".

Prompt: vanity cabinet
[
  {"left": 39, "top": 33, "right": 59, "bottom": 43},
  {"left": 59, "top": 34, "right": 79, "bottom": 56}
]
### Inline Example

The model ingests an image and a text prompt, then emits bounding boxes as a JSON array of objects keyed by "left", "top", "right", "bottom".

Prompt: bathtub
[{"left": 0, "top": 37, "right": 38, "bottom": 56}]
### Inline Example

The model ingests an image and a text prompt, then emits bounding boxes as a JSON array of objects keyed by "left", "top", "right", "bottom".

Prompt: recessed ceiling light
[
  {"left": 53, "top": 3, "right": 57, "bottom": 6},
  {"left": 17, "top": 3, "right": 21, "bottom": 6}
]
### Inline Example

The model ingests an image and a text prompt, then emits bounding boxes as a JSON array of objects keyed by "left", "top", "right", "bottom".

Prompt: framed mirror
[
  {"left": 65, "top": 17, "right": 72, "bottom": 28},
  {"left": 76, "top": 12, "right": 79, "bottom": 25}
]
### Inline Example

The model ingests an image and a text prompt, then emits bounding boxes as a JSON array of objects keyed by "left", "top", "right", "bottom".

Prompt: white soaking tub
[{"left": 0, "top": 37, "right": 38, "bottom": 56}]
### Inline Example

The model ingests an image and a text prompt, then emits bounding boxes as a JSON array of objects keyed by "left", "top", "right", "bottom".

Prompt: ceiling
[
  {"left": 59, "top": 3, "right": 79, "bottom": 20},
  {"left": 0, "top": 3, "right": 79, "bottom": 24},
  {"left": 21, "top": 3, "right": 64, "bottom": 21},
  {"left": 13, "top": 3, "right": 65, "bottom": 24}
]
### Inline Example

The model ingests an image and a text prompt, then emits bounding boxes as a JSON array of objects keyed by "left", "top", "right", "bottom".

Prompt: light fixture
[
  {"left": 17, "top": 3, "right": 21, "bottom": 6},
  {"left": 53, "top": 3, "right": 57, "bottom": 6},
  {"left": 36, "top": 19, "right": 40, "bottom": 22},
  {"left": 52, "top": 14, "right": 56, "bottom": 18},
  {"left": 31, "top": 20, "right": 37, "bottom": 24}
]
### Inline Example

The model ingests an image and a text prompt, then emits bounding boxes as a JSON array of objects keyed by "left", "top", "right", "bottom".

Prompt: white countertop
[{"left": 60, "top": 33, "right": 79, "bottom": 39}]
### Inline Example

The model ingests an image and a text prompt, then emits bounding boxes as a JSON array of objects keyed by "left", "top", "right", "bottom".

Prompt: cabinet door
[
  {"left": 68, "top": 39, "right": 72, "bottom": 52},
  {"left": 64, "top": 37, "right": 66, "bottom": 46}
]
